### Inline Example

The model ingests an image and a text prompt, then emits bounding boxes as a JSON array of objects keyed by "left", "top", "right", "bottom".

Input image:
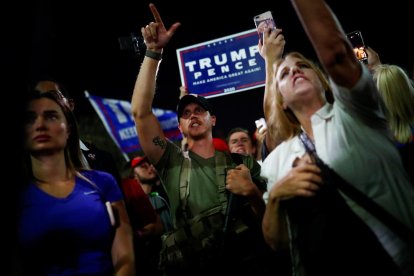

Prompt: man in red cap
[
  {"left": 130, "top": 156, "right": 172, "bottom": 232},
  {"left": 121, "top": 156, "right": 164, "bottom": 275}
]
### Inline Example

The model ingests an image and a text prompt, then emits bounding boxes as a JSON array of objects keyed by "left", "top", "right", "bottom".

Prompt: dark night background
[
  {"left": 23, "top": 0, "right": 414, "bottom": 135},
  {"left": 9, "top": 0, "right": 411, "bottom": 171},
  {"left": 7, "top": 0, "right": 414, "bottom": 163}
]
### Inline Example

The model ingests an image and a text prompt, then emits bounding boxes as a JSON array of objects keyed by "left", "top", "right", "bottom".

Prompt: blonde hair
[
  {"left": 267, "top": 52, "right": 333, "bottom": 141},
  {"left": 373, "top": 64, "right": 414, "bottom": 144}
]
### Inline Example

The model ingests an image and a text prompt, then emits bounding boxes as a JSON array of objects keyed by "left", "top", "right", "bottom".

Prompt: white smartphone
[
  {"left": 255, "top": 118, "right": 268, "bottom": 134},
  {"left": 254, "top": 11, "right": 276, "bottom": 44}
]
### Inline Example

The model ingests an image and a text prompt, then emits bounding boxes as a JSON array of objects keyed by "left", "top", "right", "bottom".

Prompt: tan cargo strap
[
  {"left": 179, "top": 150, "right": 230, "bottom": 222},
  {"left": 179, "top": 151, "right": 191, "bottom": 221},
  {"left": 215, "top": 151, "right": 229, "bottom": 215}
]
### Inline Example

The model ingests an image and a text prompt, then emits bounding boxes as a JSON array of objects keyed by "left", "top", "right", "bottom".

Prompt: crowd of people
[{"left": 17, "top": 1, "right": 413, "bottom": 275}]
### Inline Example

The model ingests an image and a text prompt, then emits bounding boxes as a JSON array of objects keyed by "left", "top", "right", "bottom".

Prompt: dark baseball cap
[{"left": 177, "top": 94, "right": 214, "bottom": 119}]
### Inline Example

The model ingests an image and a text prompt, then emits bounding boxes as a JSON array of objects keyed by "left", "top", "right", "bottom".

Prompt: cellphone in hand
[
  {"left": 254, "top": 11, "right": 276, "bottom": 44},
  {"left": 255, "top": 117, "right": 268, "bottom": 134},
  {"left": 346, "top": 30, "right": 368, "bottom": 63}
]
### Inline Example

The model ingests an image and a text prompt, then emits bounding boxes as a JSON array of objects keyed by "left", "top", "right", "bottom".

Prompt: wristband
[{"left": 145, "top": 49, "right": 162, "bottom": 61}]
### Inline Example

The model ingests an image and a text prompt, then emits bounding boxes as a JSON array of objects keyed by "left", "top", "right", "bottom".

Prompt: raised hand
[
  {"left": 366, "top": 46, "right": 381, "bottom": 72},
  {"left": 259, "top": 27, "right": 285, "bottom": 63},
  {"left": 141, "top": 3, "right": 181, "bottom": 51}
]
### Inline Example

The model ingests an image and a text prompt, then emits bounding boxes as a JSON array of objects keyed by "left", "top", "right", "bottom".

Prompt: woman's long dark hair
[{"left": 23, "top": 89, "right": 87, "bottom": 183}]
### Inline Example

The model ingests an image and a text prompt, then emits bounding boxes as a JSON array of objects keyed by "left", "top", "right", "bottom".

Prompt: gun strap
[
  {"left": 298, "top": 131, "right": 414, "bottom": 246},
  {"left": 179, "top": 151, "right": 191, "bottom": 221},
  {"left": 179, "top": 150, "right": 230, "bottom": 222},
  {"left": 215, "top": 151, "right": 229, "bottom": 215}
]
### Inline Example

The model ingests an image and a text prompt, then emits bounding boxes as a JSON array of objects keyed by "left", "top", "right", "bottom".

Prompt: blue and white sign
[
  {"left": 85, "top": 91, "right": 182, "bottom": 160},
  {"left": 176, "top": 29, "right": 264, "bottom": 98}
]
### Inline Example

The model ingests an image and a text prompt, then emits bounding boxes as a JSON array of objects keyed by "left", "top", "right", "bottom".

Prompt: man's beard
[{"left": 137, "top": 175, "right": 157, "bottom": 185}]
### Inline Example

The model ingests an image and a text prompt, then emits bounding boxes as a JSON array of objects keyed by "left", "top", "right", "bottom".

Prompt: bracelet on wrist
[{"left": 145, "top": 49, "right": 162, "bottom": 61}]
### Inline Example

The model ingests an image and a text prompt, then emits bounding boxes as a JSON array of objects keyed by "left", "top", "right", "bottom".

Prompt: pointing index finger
[{"left": 149, "top": 3, "right": 164, "bottom": 28}]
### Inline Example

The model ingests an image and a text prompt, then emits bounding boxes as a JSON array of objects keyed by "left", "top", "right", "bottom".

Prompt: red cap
[
  {"left": 131, "top": 156, "right": 148, "bottom": 168},
  {"left": 213, "top": 137, "right": 229, "bottom": 152}
]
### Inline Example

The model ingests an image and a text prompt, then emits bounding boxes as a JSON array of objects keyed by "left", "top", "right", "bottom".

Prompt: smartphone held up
[
  {"left": 255, "top": 118, "right": 268, "bottom": 134},
  {"left": 347, "top": 30, "right": 368, "bottom": 63},
  {"left": 254, "top": 11, "right": 276, "bottom": 44}
]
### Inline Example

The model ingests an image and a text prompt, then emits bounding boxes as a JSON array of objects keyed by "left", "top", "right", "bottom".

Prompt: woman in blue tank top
[{"left": 18, "top": 89, "right": 135, "bottom": 275}]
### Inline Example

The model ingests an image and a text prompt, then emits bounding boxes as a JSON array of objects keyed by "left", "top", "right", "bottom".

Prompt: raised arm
[
  {"left": 366, "top": 46, "right": 382, "bottom": 72},
  {"left": 260, "top": 28, "right": 285, "bottom": 124},
  {"left": 259, "top": 28, "right": 285, "bottom": 153},
  {"left": 290, "top": 0, "right": 361, "bottom": 88},
  {"left": 131, "top": 3, "right": 180, "bottom": 164}
]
